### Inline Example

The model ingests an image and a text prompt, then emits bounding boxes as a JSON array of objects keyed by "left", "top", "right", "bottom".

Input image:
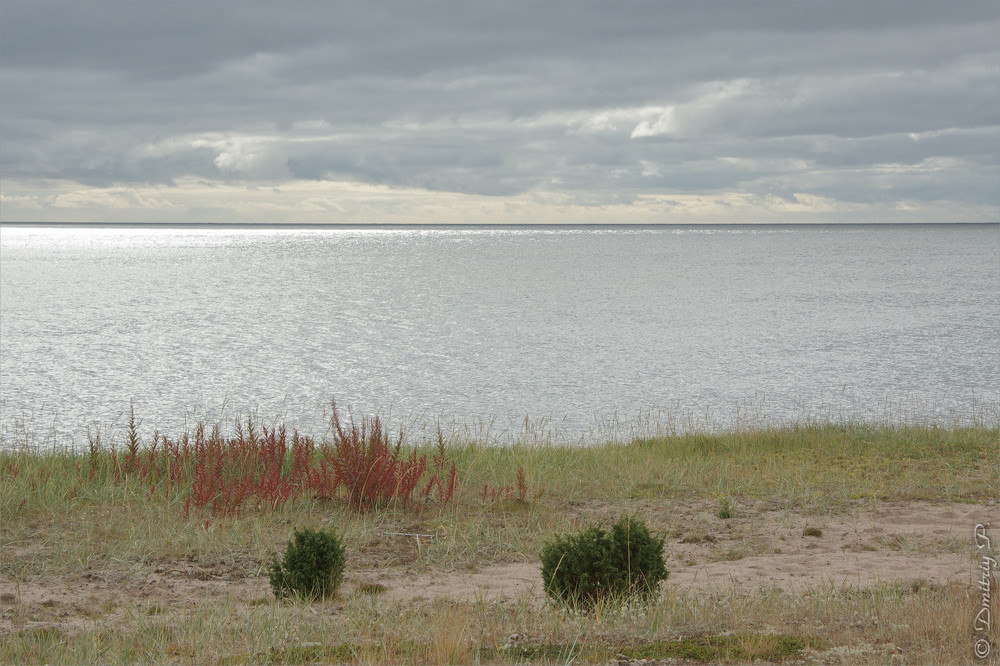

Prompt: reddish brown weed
[
  {"left": 85, "top": 402, "right": 458, "bottom": 518},
  {"left": 481, "top": 466, "right": 529, "bottom": 504},
  {"left": 328, "top": 401, "right": 441, "bottom": 510}
]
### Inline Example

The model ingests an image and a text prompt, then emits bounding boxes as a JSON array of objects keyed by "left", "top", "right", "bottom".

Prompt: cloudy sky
[{"left": 1, "top": 1, "right": 998, "bottom": 224}]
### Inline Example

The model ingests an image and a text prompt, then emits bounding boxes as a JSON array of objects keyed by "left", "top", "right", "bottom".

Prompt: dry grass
[
  {"left": 2, "top": 578, "right": 991, "bottom": 664},
  {"left": 2, "top": 417, "right": 998, "bottom": 664}
]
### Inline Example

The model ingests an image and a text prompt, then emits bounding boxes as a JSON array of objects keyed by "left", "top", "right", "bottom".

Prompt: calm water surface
[{"left": 1, "top": 224, "right": 997, "bottom": 446}]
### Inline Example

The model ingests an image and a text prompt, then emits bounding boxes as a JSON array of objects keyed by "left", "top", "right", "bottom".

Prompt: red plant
[
  {"left": 481, "top": 467, "right": 529, "bottom": 504},
  {"left": 327, "top": 401, "right": 429, "bottom": 510},
  {"left": 89, "top": 402, "right": 457, "bottom": 518},
  {"left": 516, "top": 467, "right": 527, "bottom": 502},
  {"left": 421, "top": 461, "right": 457, "bottom": 505}
]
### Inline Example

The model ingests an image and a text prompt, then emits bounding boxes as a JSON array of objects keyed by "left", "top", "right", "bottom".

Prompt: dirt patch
[
  {"left": 2, "top": 501, "right": 995, "bottom": 634},
  {"left": 356, "top": 500, "right": 995, "bottom": 602}
]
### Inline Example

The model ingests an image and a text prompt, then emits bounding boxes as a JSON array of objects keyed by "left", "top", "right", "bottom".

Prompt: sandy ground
[
  {"left": 2, "top": 500, "right": 996, "bottom": 634},
  {"left": 370, "top": 500, "right": 997, "bottom": 603}
]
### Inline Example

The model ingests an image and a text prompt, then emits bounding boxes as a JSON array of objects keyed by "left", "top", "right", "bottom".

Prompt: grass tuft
[{"left": 625, "top": 633, "right": 819, "bottom": 663}]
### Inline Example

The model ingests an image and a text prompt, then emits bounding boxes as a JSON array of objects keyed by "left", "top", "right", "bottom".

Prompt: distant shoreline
[{"left": 2, "top": 220, "right": 997, "bottom": 230}]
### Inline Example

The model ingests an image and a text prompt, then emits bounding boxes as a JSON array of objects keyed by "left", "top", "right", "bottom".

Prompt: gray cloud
[{"left": 1, "top": 1, "right": 997, "bottom": 220}]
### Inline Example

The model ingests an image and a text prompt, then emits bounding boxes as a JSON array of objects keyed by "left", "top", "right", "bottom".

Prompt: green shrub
[
  {"left": 539, "top": 515, "right": 668, "bottom": 610},
  {"left": 269, "top": 527, "right": 345, "bottom": 601}
]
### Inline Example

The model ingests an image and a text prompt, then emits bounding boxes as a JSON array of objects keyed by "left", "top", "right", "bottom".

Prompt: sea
[{"left": 1, "top": 223, "right": 997, "bottom": 448}]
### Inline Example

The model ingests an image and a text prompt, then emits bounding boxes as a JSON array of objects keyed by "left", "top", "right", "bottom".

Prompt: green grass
[
  {"left": 623, "top": 633, "right": 818, "bottom": 662},
  {"left": 3, "top": 421, "right": 995, "bottom": 571},
  {"left": 1, "top": 418, "right": 997, "bottom": 664}
]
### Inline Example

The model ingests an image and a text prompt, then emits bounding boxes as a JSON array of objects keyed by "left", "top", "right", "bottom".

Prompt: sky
[{"left": 1, "top": 1, "right": 998, "bottom": 225}]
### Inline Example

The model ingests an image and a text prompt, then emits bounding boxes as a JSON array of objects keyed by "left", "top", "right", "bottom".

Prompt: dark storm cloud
[{"left": 1, "top": 0, "right": 997, "bottom": 216}]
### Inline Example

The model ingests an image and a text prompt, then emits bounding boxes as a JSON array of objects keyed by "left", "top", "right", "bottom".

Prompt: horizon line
[{"left": 3, "top": 221, "right": 998, "bottom": 229}]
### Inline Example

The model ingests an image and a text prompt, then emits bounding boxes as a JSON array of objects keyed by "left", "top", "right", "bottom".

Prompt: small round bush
[
  {"left": 269, "top": 527, "right": 345, "bottom": 601},
  {"left": 540, "top": 515, "right": 668, "bottom": 610}
]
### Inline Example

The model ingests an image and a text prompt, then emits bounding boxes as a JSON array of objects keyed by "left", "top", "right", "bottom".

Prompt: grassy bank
[{"left": 2, "top": 418, "right": 998, "bottom": 664}]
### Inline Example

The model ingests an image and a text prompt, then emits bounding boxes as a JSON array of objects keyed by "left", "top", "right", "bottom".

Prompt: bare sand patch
[
  {"left": 360, "top": 500, "right": 995, "bottom": 602},
  {"left": 3, "top": 500, "right": 995, "bottom": 634}
]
